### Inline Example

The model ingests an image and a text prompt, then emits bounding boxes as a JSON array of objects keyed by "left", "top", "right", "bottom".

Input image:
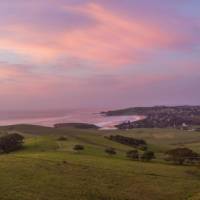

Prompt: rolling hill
[{"left": 0, "top": 125, "right": 200, "bottom": 200}]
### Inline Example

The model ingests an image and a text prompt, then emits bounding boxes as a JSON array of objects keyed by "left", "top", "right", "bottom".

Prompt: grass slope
[{"left": 0, "top": 125, "right": 200, "bottom": 200}]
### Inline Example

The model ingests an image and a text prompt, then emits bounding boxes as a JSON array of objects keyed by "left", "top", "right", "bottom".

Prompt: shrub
[
  {"left": 105, "top": 147, "right": 116, "bottom": 156},
  {"left": 57, "top": 136, "right": 68, "bottom": 141},
  {"left": 0, "top": 133, "right": 24, "bottom": 153},
  {"left": 73, "top": 144, "right": 84, "bottom": 152},
  {"left": 126, "top": 150, "right": 139, "bottom": 160},
  {"left": 165, "top": 148, "right": 199, "bottom": 165},
  {"left": 141, "top": 151, "right": 155, "bottom": 161}
]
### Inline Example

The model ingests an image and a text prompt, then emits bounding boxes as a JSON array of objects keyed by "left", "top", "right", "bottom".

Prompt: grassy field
[{"left": 0, "top": 125, "right": 200, "bottom": 200}]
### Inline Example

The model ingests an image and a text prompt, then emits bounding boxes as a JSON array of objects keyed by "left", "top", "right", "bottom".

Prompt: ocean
[{"left": 0, "top": 109, "right": 141, "bottom": 129}]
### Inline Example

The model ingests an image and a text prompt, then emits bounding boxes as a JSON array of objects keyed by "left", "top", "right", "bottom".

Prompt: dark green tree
[
  {"left": 0, "top": 133, "right": 24, "bottom": 153},
  {"left": 73, "top": 144, "right": 84, "bottom": 152},
  {"left": 141, "top": 151, "right": 155, "bottom": 161},
  {"left": 105, "top": 147, "right": 116, "bottom": 156},
  {"left": 126, "top": 150, "right": 139, "bottom": 160},
  {"left": 165, "top": 148, "right": 199, "bottom": 165}
]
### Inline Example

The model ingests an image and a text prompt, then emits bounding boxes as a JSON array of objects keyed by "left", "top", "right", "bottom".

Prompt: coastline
[{"left": 0, "top": 110, "right": 143, "bottom": 130}]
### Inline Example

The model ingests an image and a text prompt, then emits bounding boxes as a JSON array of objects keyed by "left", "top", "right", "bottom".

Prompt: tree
[
  {"left": 165, "top": 148, "right": 199, "bottom": 165},
  {"left": 141, "top": 151, "right": 155, "bottom": 161},
  {"left": 73, "top": 144, "right": 84, "bottom": 152},
  {"left": 0, "top": 133, "right": 24, "bottom": 153},
  {"left": 126, "top": 150, "right": 139, "bottom": 160},
  {"left": 105, "top": 147, "right": 116, "bottom": 156}
]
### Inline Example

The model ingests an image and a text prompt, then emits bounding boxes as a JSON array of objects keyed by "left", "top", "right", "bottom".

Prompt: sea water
[{"left": 0, "top": 109, "right": 141, "bottom": 129}]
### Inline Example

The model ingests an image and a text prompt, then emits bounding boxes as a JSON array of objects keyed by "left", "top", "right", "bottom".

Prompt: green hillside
[{"left": 0, "top": 125, "right": 200, "bottom": 200}]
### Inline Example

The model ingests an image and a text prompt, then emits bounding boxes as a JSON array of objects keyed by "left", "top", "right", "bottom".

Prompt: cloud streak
[
  {"left": 0, "top": 1, "right": 199, "bottom": 109},
  {"left": 1, "top": 2, "right": 198, "bottom": 66}
]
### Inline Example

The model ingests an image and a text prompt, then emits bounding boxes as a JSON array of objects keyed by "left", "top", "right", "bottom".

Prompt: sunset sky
[{"left": 0, "top": 0, "right": 200, "bottom": 110}]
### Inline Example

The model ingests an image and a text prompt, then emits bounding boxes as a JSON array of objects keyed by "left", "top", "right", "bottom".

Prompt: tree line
[
  {"left": 106, "top": 135, "right": 147, "bottom": 149},
  {"left": 0, "top": 133, "right": 199, "bottom": 165},
  {"left": 73, "top": 144, "right": 200, "bottom": 165}
]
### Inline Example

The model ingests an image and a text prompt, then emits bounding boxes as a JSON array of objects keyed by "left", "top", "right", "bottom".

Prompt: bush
[
  {"left": 141, "top": 151, "right": 155, "bottom": 161},
  {"left": 57, "top": 136, "right": 68, "bottom": 141},
  {"left": 0, "top": 133, "right": 24, "bottom": 153},
  {"left": 126, "top": 150, "right": 139, "bottom": 160},
  {"left": 73, "top": 144, "right": 84, "bottom": 152},
  {"left": 105, "top": 147, "right": 116, "bottom": 156},
  {"left": 165, "top": 148, "right": 199, "bottom": 165}
]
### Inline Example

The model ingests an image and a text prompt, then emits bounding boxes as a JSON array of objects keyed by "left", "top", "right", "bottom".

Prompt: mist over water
[{"left": 0, "top": 109, "right": 140, "bottom": 129}]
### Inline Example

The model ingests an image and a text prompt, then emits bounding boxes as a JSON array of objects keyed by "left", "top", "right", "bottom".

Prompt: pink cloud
[
  {"left": 0, "top": 2, "right": 192, "bottom": 67},
  {"left": 0, "top": 1, "right": 199, "bottom": 109}
]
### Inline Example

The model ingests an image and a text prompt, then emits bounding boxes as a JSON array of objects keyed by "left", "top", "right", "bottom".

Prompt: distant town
[{"left": 103, "top": 106, "right": 200, "bottom": 130}]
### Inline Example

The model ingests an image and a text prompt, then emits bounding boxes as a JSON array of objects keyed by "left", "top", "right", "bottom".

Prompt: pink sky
[{"left": 0, "top": 0, "right": 199, "bottom": 110}]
